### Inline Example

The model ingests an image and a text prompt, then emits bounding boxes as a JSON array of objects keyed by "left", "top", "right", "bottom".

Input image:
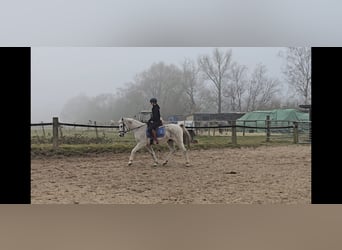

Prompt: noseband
[
  {"left": 119, "top": 118, "right": 146, "bottom": 136},
  {"left": 118, "top": 118, "right": 129, "bottom": 136}
]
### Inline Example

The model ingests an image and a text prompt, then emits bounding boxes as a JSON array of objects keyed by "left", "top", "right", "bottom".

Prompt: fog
[
  {"left": 31, "top": 47, "right": 286, "bottom": 123},
  {"left": 1, "top": 0, "right": 341, "bottom": 46},
  {"left": 0, "top": 1, "right": 330, "bottom": 122}
]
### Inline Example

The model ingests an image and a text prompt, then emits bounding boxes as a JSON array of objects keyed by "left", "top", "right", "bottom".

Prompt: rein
[{"left": 121, "top": 122, "right": 146, "bottom": 134}]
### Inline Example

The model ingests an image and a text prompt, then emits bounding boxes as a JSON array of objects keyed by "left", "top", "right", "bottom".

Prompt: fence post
[
  {"left": 293, "top": 121, "right": 299, "bottom": 144},
  {"left": 53, "top": 117, "right": 59, "bottom": 149},
  {"left": 266, "top": 115, "right": 270, "bottom": 142},
  {"left": 213, "top": 122, "right": 216, "bottom": 136},
  {"left": 243, "top": 121, "right": 245, "bottom": 136},
  {"left": 94, "top": 121, "right": 99, "bottom": 139},
  {"left": 41, "top": 121, "right": 46, "bottom": 138},
  {"left": 231, "top": 120, "right": 237, "bottom": 145}
]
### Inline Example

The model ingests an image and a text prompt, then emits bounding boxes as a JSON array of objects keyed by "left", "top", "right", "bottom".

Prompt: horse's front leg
[{"left": 128, "top": 142, "right": 145, "bottom": 166}]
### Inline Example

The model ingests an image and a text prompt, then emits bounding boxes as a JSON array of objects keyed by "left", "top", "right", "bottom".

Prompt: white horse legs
[
  {"left": 145, "top": 145, "right": 158, "bottom": 166},
  {"left": 177, "top": 140, "right": 190, "bottom": 167},
  {"left": 128, "top": 142, "right": 145, "bottom": 166},
  {"left": 127, "top": 140, "right": 190, "bottom": 167},
  {"left": 127, "top": 142, "right": 159, "bottom": 167},
  {"left": 162, "top": 140, "right": 190, "bottom": 167},
  {"left": 184, "top": 151, "right": 190, "bottom": 167},
  {"left": 162, "top": 140, "right": 176, "bottom": 166},
  {"left": 181, "top": 148, "right": 190, "bottom": 167}
]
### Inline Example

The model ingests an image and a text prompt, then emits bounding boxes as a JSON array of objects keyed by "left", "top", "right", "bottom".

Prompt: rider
[{"left": 148, "top": 97, "right": 162, "bottom": 145}]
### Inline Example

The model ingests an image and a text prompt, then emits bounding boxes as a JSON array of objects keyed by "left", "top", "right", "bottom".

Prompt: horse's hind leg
[
  {"left": 176, "top": 141, "right": 190, "bottom": 167},
  {"left": 162, "top": 140, "right": 176, "bottom": 166},
  {"left": 128, "top": 142, "right": 145, "bottom": 166},
  {"left": 145, "top": 145, "right": 159, "bottom": 167}
]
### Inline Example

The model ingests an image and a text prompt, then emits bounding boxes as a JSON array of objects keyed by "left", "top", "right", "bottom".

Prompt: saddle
[{"left": 146, "top": 126, "right": 165, "bottom": 138}]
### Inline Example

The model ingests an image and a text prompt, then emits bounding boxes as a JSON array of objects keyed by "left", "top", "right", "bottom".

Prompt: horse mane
[{"left": 123, "top": 117, "right": 145, "bottom": 126}]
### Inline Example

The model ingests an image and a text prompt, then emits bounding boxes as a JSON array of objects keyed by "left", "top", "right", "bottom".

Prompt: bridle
[{"left": 118, "top": 117, "right": 146, "bottom": 137}]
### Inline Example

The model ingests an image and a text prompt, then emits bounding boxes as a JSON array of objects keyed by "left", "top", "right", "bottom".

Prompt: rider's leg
[{"left": 151, "top": 129, "right": 158, "bottom": 144}]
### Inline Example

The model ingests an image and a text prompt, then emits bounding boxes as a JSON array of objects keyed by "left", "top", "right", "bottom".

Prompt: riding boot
[{"left": 151, "top": 129, "right": 158, "bottom": 144}]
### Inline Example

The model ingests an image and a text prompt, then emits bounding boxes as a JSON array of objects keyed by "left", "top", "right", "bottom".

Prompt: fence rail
[
  {"left": 31, "top": 117, "right": 311, "bottom": 148},
  {"left": 59, "top": 122, "right": 118, "bottom": 128},
  {"left": 31, "top": 122, "right": 53, "bottom": 126}
]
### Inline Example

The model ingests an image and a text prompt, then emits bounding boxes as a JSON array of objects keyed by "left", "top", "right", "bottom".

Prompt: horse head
[{"left": 118, "top": 117, "right": 128, "bottom": 137}]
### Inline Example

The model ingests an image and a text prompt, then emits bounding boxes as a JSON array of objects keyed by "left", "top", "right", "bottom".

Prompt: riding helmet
[{"left": 150, "top": 98, "right": 157, "bottom": 103}]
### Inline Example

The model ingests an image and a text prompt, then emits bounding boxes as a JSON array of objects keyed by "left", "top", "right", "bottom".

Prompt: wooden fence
[{"left": 31, "top": 117, "right": 311, "bottom": 148}]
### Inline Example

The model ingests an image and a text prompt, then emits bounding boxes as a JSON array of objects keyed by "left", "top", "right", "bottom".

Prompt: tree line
[{"left": 60, "top": 47, "right": 311, "bottom": 123}]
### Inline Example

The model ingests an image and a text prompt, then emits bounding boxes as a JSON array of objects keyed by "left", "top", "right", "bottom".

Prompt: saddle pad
[{"left": 146, "top": 126, "right": 165, "bottom": 138}]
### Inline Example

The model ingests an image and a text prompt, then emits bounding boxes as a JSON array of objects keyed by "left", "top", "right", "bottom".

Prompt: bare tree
[
  {"left": 198, "top": 48, "right": 232, "bottom": 113},
  {"left": 115, "top": 83, "right": 147, "bottom": 118},
  {"left": 258, "top": 78, "right": 280, "bottom": 109},
  {"left": 61, "top": 93, "right": 118, "bottom": 122},
  {"left": 245, "top": 64, "right": 264, "bottom": 111},
  {"left": 223, "top": 62, "right": 248, "bottom": 112},
  {"left": 181, "top": 58, "right": 201, "bottom": 114},
  {"left": 130, "top": 62, "right": 186, "bottom": 118},
  {"left": 197, "top": 85, "right": 217, "bottom": 113},
  {"left": 281, "top": 47, "right": 311, "bottom": 104},
  {"left": 60, "top": 94, "right": 91, "bottom": 123},
  {"left": 245, "top": 64, "right": 280, "bottom": 111}
]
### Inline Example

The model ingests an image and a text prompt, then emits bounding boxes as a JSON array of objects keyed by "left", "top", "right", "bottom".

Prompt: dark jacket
[
  {"left": 151, "top": 104, "right": 161, "bottom": 122},
  {"left": 148, "top": 104, "right": 162, "bottom": 128}
]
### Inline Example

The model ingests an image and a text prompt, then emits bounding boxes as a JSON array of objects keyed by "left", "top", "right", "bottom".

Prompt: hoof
[
  {"left": 185, "top": 162, "right": 190, "bottom": 167},
  {"left": 128, "top": 161, "right": 132, "bottom": 166},
  {"left": 152, "top": 162, "right": 158, "bottom": 167},
  {"left": 162, "top": 161, "right": 168, "bottom": 166}
]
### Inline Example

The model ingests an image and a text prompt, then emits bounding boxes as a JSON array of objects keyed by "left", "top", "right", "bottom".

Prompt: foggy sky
[
  {"left": 1, "top": 1, "right": 336, "bottom": 122},
  {"left": 31, "top": 47, "right": 286, "bottom": 123},
  {"left": 1, "top": 0, "right": 341, "bottom": 46}
]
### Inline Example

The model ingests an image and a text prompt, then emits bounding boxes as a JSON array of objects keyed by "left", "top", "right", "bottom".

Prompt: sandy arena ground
[{"left": 31, "top": 145, "right": 311, "bottom": 204}]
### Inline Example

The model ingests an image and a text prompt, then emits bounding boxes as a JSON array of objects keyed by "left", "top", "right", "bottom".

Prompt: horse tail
[{"left": 180, "top": 124, "right": 191, "bottom": 149}]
